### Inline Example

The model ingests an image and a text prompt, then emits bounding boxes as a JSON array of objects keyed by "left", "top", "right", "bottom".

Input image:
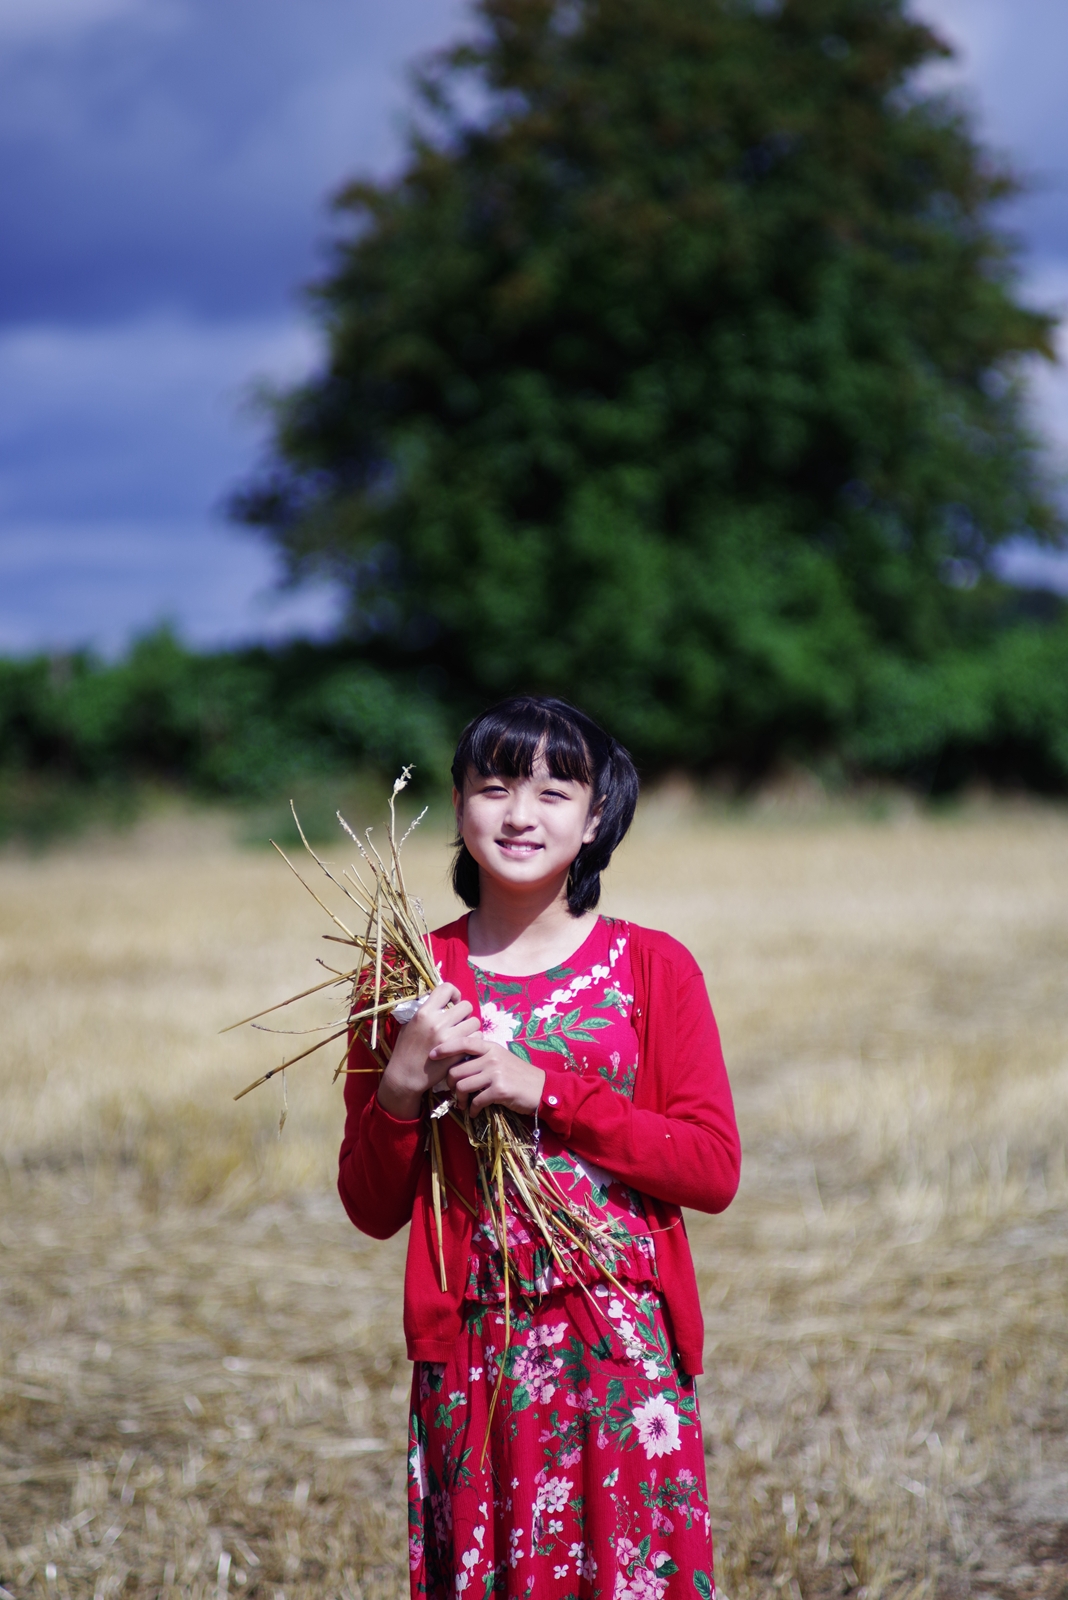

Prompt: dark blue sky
[{"left": 1, "top": 0, "right": 1066, "bottom": 655}]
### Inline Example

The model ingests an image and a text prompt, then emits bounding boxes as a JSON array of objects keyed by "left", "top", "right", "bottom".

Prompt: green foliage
[
  {"left": 1, "top": 613, "right": 1067, "bottom": 841},
  {"left": 0, "top": 630, "right": 453, "bottom": 841},
  {"left": 235, "top": 0, "right": 1064, "bottom": 773}
]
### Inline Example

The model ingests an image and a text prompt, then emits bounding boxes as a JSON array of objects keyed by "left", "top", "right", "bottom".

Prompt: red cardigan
[{"left": 337, "top": 917, "right": 740, "bottom": 1375}]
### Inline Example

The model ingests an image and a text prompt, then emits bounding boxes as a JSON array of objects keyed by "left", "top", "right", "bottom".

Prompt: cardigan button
[{"left": 546, "top": 1095, "right": 558, "bottom": 1106}]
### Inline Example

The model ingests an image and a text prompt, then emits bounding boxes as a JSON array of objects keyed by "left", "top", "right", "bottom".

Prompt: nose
[{"left": 502, "top": 789, "right": 536, "bottom": 832}]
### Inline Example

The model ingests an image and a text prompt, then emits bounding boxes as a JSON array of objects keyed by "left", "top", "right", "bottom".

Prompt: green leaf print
[
  {"left": 544, "top": 964, "right": 574, "bottom": 982},
  {"left": 606, "top": 1379, "right": 626, "bottom": 1409},
  {"left": 638, "top": 1536, "right": 651, "bottom": 1563},
  {"left": 482, "top": 977, "right": 525, "bottom": 996},
  {"left": 693, "top": 1573, "right": 713, "bottom": 1600},
  {"left": 510, "top": 1384, "right": 532, "bottom": 1413},
  {"left": 506, "top": 1039, "right": 532, "bottom": 1063},
  {"left": 544, "top": 1156, "right": 572, "bottom": 1173},
  {"left": 657, "top": 1560, "right": 679, "bottom": 1577}
]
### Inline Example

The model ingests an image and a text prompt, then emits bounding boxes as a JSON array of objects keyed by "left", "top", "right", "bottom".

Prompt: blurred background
[
  {"left": 2, "top": 0, "right": 1068, "bottom": 837},
  {"left": 3, "top": 7, "right": 1068, "bottom": 1599}
]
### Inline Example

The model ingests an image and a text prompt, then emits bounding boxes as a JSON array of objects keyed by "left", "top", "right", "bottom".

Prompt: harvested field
[{"left": 1, "top": 802, "right": 1067, "bottom": 1600}]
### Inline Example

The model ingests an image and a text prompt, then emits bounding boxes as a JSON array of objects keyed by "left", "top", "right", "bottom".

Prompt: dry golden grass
[{"left": 1, "top": 800, "right": 1067, "bottom": 1600}]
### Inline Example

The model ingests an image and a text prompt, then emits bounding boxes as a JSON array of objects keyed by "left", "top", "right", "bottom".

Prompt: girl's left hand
[{"left": 440, "top": 1032, "right": 545, "bottom": 1114}]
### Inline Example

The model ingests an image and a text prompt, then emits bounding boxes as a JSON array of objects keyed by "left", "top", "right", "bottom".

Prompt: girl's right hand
[{"left": 376, "top": 983, "right": 481, "bottom": 1120}]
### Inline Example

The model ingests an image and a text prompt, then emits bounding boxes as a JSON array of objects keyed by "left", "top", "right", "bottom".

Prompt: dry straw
[{"left": 227, "top": 771, "right": 640, "bottom": 1416}]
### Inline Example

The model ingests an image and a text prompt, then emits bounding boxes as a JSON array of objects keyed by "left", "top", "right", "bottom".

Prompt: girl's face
[{"left": 455, "top": 753, "right": 601, "bottom": 900}]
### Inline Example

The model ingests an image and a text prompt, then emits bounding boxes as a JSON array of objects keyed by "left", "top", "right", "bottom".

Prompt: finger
[
  {"left": 423, "top": 982, "right": 462, "bottom": 1014},
  {"left": 452, "top": 1027, "right": 489, "bottom": 1056},
  {"left": 445, "top": 1060, "right": 482, "bottom": 1089},
  {"left": 428, "top": 1020, "right": 482, "bottom": 1059}
]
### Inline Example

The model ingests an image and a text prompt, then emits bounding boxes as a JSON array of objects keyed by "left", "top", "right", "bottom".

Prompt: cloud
[
  {"left": 0, "top": 311, "right": 343, "bottom": 654},
  {"left": 0, "top": 519, "right": 345, "bottom": 656},
  {"left": 0, "top": 313, "right": 319, "bottom": 520},
  {"left": 0, "top": 0, "right": 154, "bottom": 42},
  {"left": 0, "top": 0, "right": 467, "bottom": 322},
  {"left": 912, "top": 0, "right": 1068, "bottom": 265}
]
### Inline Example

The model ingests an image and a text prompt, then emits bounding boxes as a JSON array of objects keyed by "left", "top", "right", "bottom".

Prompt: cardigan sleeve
[
  {"left": 536, "top": 951, "right": 740, "bottom": 1214},
  {"left": 337, "top": 1029, "right": 426, "bottom": 1239}
]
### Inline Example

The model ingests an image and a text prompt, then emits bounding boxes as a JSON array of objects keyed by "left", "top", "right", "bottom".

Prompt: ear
[
  {"left": 452, "top": 785, "right": 463, "bottom": 832},
  {"left": 582, "top": 794, "right": 605, "bottom": 846}
]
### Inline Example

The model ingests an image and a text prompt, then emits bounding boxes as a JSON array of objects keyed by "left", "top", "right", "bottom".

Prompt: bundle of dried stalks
[{"left": 227, "top": 772, "right": 637, "bottom": 1387}]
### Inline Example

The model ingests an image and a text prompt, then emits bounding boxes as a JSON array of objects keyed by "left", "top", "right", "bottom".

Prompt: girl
[{"left": 338, "top": 696, "right": 740, "bottom": 1600}]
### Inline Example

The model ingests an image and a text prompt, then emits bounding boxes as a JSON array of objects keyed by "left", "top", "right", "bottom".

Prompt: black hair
[{"left": 451, "top": 694, "right": 639, "bottom": 916}]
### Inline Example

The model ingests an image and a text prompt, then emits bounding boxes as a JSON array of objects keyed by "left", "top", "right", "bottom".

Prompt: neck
[{"left": 467, "top": 872, "right": 598, "bottom": 973}]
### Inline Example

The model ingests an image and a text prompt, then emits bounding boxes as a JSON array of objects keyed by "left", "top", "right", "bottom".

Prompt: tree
[{"left": 235, "top": 0, "right": 1062, "bottom": 774}]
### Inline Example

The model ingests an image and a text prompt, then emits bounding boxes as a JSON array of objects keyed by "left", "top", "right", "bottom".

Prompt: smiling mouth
[{"left": 497, "top": 840, "right": 542, "bottom": 854}]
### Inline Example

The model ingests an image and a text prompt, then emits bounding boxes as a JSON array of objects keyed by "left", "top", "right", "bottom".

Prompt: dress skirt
[{"left": 407, "top": 1283, "right": 715, "bottom": 1600}]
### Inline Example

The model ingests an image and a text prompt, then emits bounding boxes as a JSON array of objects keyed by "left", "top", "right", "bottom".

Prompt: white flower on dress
[
  {"left": 632, "top": 1394, "right": 682, "bottom": 1459},
  {"left": 480, "top": 1002, "right": 521, "bottom": 1045},
  {"left": 591, "top": 963, "right": 611, "bottom": 980}
]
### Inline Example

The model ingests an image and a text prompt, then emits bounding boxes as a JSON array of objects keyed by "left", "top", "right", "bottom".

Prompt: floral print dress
[{"left": 407, "top": 918, "right": 716, "bottom": 1600}]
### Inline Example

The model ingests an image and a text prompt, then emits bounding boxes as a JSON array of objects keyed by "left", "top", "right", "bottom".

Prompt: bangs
[
  {"left": 459, "top": 700, "right": 593, "bottom": 788},
  {"left": 451, "top": 693, "right": 639, "bottom": 914}
]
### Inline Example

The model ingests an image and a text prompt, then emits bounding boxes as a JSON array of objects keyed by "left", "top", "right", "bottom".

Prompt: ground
[{"left": 1, "top": 797, "right": 1067, "bottom": 1599}]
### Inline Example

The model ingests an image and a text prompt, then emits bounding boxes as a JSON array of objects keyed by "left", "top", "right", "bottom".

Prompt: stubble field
[{"left": 1, "top": 800, "right": 1067, "bottom": 1600}]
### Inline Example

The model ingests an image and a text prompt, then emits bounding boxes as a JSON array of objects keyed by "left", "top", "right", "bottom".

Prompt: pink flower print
[
  {"left": 535, "top": 1476, "right": 573, "bottom": 1514},
  {"left": 615, "top": 1537, "right": 640, "bottom": 1570},
  {"left": 566, "top": 1384, "right": 595, "bottom": 1412},
  {"left": 632, "top": 1394, "right": 682, "bottom": 1459},
  {"left": 408, "top": 1535, "right": 423, "bottom": 1571},
  {"left": 677, "top": 1468, "right": 696, "bottom": 1488},
  {"left": 512, "top": 1347, "right": 563, "bottom": 1403},
  {"left": 651, "top": 1508, "right": 674, "bottom": 1534},
  {"left": 624, "top": 1570, "right": 669, "bottom": 1600},
  {"left": 529, "top": 1321, "right": 568, "bottom": 1349},
  {"left": 560, "top": 1447, "right": 582, "bottom": 1467}
]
